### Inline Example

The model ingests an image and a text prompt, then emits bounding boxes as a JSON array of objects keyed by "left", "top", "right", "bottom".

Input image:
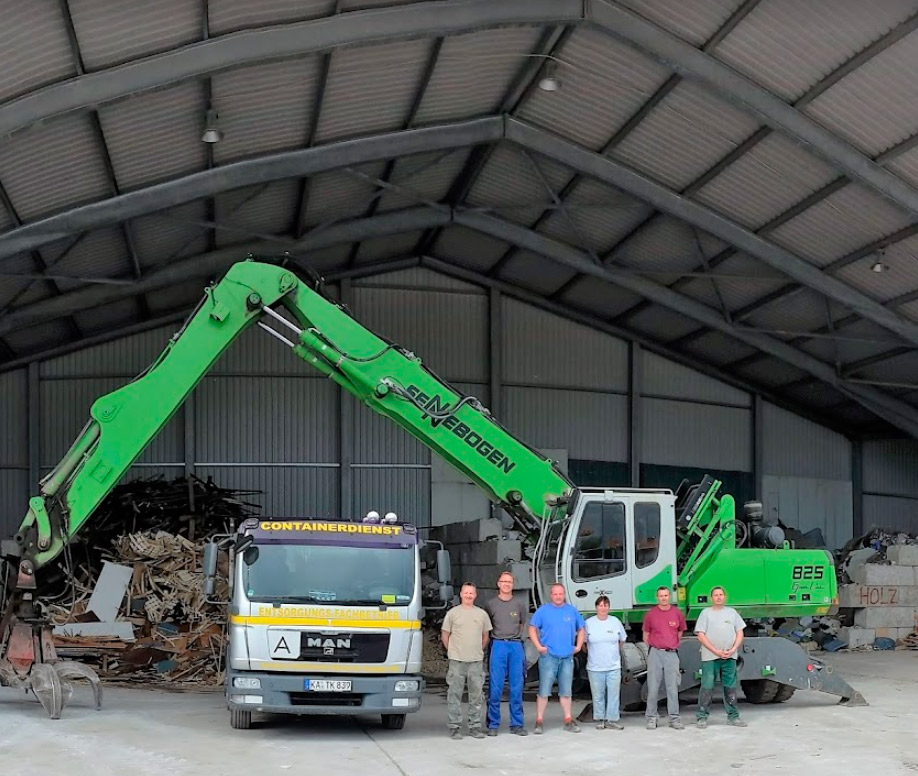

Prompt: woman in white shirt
[{"left": 584, "top": 595, "right": 628, "bottom": 729}]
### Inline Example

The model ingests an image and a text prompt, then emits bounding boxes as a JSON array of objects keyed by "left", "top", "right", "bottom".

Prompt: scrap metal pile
[{"left": 40, "top": 475, "right": 261, "bottom": 686}]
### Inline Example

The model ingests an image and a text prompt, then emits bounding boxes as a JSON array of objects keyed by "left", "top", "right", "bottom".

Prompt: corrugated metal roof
[
  {"left": 611, "top": 79, "right": 761, "bottom": 191},
  {"left": 433, "top": 225, "right": 515, "bottom": 271},
  {"left": 132, "top": 201, "right": 210, "bottom": 271},
  {"left": 615, "top": 217, "right": 710, "bottom": 273},
  {"left": 39, "top": 228, "right": 129, "bottom": 293},
  {"left": 743, "top": 287, "right": 830, "bottom": 333},
  {"left": 562, "top": 277, "right": 645, "bottom": 319},
  {"left": 617, "top": 0, "right": 745, "bottom": 46},
  {"left": 803, "top": 28, "right": 918, "bottom": 156},
  {"left": 628, "top": 304, "right": 700, "bottom": 341},
  {"left": 356, "top": 266, "right": 483, "bottom": 294},
  {"left": 376, "top": 149, "right": 471, "bottom": 213},
  {"left": 413, "top": 26, "right": 541, "bottom": 125},
  {"left": 782, "top": 380, "right": 849, "bottom": 409},
  {"left": 0, "top": 253, "right": 46, "bottom": 312},
  {"left": 714, "top": 0, "right": 917, "bottom": 102},
  {"left": 5, "top": 318, "right": 72, "bottom": 356},
  {"left": 801, "top": 318, "right": 904, "bottom": 368},
  {"left": 466, "top": 144, "right": 564, "bottom": 226},
  {"left": 496, "top": 250, "right": 577, "bottom": 295},
  {"left": 72, "top": 297, "right": 140, "bottom": 338},
  {"left": 537, "top": 181, "right": 653, "bottom": 254},
  {"left": 68, "top": 0, "right": 201, "bottom": 70},
  {"left": 693, "top": 132, "right": 840, "bottom": 230},
  {"left": 768, "top": 183, "right": 914, "bottom": 267},
  {"left": 685, "top": 330, "right": 758, "bottom": 367},
  {"left": 297, "top": 243, "right": 352, "bottom": 273},
  {"left": 885, "top": 143, "right": 918, "bottom": 189},
  {"left": 0, "top": 3, "right": 74, "bottom": 104},
  {"left": 354, "top": 230, "right": 423, "bottom": 263},
  {"left": 99, "top": 81, "right": 207, "bottom": 192},
  {"left": 316, "top": 38, "right": 431, "bottom": 143},
  {"left": 835, "top": 240, "right": 918, "bottom": 304},
  {"left": 304, "top": 164, "right": 387, "bottom": 228},
  {"left": 0, "top": 114, "right": 110, "bottom": 221},
  {"left": 690, "top": 252, "right": 788, "bottom": 310},
  {"left": 518, "top": 27, "right": 672, "bottom": 151},
  {"left": 212, "top": 57, "right": 319, "bottom": 164},
  {"left": 339, "top": 0, "right": 422, "bottom": 9},
  {"left": 144, "top": 278, "right": 212, "bottom": 317},
  {"left": 735, "top": 356, "right": 807, "bottom": 388},
  {"left": 856, "top": 349, "right": 918, "bottom": 383},
  {"left": 208, "top": 0, "right": 334, "bottom": 35},
  {"left": 214, "top": 180, "right": 299, "bottom": 246}
]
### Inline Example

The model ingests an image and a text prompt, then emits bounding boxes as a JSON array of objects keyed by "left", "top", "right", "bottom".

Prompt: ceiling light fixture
[
  {"left": 870, "top": 248, "right": 888, "bottom": 273},
  {"left": 201, "top": 107, "right": 223, "bottom": 143},
  {"left": 539, "top": 61, "right": 561, "bottom": 92}
]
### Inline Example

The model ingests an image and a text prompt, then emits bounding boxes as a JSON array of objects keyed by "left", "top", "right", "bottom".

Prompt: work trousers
[
  {"left": 645, "top": 648, "right": 681, "bottom": 721},
  {"left": 447, "top": 659, "right": 485, "bottom": 730},
  {"left": 487, "top": 640, "right": 525, "bottom": 729},
  {"left": 588, "top": 668, "right": 622, "bottom": 722},
  {"left": 697, "top": 658, "right": 739, "bottom": 720}
]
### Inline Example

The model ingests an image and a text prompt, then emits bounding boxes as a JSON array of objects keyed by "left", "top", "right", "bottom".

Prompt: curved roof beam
[
  {"left": 4, "top": 202, "right": 918, "bottom": 438},
  {"left": 594, "top": 1, "right": 918, "bottom": 218},
  {"left": 0, "top": 0, "right": 583, "bottom": 138}
]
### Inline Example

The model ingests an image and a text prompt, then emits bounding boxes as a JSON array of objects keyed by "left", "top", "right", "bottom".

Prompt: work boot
[
  {"left": 564, "top": 720, "right": 582, "bottom": 733},
  {"left": 533, "top": 721, "right": 544, "bottom": 735},
  {"left": 486, "top": 729, "right": 498, "bottom": 737},
  {"left": 468, "top": 728, "right": 486, "bottom": 739},
  {"left": 670, "top": 719, "right": 684, "bottom": 730},
  {"left": 595, "top": 721, "right": 606, "bottom": 730},
  {"left": 696, "top": 718, "right": 708, "bottom": 729},
  {"left": 646, "top": 718, "right": 657, "bottom": 730},
  {"left": 510, "top": 727, "right": 528, "bottom": 736},
  {"left": 449, "top": 728, "right": 462, "bottom": 740},
  {"left": 728, "top": 718, "right": 748, "bottom": 728},
  {"left": 606, "top": 721, "right": 624, "bottom": 730}
]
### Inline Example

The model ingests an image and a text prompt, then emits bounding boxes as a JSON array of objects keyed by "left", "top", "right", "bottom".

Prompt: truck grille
[
  {"left": 299, "top": 633, "right": 390, "bottom": 663},
  {"left": 289, "top": 692, "right": 363, "bottom": 707}
]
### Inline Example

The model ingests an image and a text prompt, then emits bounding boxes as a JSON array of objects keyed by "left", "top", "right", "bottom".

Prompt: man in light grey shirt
[{"left": 694, "top": 586, "right": 747, "bottom": 728}]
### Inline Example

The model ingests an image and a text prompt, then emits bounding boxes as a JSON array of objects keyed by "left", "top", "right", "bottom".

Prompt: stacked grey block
[
  {"left": 428, "top": 517, "right": 531, "bottom": 604},
  {"left": 838, "top": 545, "right": 918, "bottom": 646}
]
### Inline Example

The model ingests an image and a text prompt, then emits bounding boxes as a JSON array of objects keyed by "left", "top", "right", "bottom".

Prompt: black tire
[
  {"left": 230, "top": 708, "right": 252, "bottom": 729},
  {"left": 741, "top": 679, "right": 780, "bottom": 704},
  {"left": 382, "top": 713, "right": 406, "bottom": 730},
  {"left": 771, "top": 684, "right": 796, "bottom": 703}
]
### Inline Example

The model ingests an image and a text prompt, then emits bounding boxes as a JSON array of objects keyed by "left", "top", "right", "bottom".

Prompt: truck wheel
[
  {"left": 741, "top": 679, "right": 779, "bottom": 704},
  {"left": 771, "top": 684, "right": 796, "bottom": 703},
  {"left": 382, "top": 714, "right": 406, "bottom": 730},
  {"left": 230, "top": 708, "right": 253, "bottom": 729}
]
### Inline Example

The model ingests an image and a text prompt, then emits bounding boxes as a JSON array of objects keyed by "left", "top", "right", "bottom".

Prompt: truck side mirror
[
  {"left": 436, "top": 549, "right": 451, "bottom": 584},
  {"left": 202, "top": 542, "right": 219, "bottom": 595},
  {"left": 439, "top": 584, "right": 454, "bottom": 603}
]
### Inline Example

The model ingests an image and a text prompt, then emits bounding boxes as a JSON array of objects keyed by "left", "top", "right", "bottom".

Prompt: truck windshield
[{"left": 242, "top": 543, "right": 416, "bottom": 606}]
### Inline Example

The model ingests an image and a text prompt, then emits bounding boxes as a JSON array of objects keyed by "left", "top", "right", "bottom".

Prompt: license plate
[{"left": 304, "top": 679, "right": 352, "bottom": 692}]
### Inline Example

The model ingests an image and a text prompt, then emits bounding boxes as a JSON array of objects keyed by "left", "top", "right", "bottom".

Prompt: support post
[
  {"left": 753, "top": 394, "right": 764, "bottom": 501},
  {"left": 27, "top": 362, "right": 40, "bottom": 488},
  {"left": 629, "top": 342, "right": 642, "bottom": 487},
  {"left": 489, "top": 287, "right": 502, "bottom": 418},
  {"left": 339, "top": 278, "right": 354, "bottom": 518},
  {"left": 851, "top": 440, "right": 863, "bottom": 537}
]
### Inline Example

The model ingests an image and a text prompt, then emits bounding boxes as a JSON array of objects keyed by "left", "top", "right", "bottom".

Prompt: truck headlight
[
  {"left": 233, "top": 677, "right": 261, "bottom": 689},
  {"left": 395, "top": 680, "right": 419, "bottom": 692}
]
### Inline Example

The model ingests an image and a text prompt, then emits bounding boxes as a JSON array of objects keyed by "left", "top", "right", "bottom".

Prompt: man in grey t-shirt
[
  {"left": 694, "top": 586, "right": 747, "bottom": 728},
  {"left": 482, "top": 571, "right": 529, "bottom": 736}
]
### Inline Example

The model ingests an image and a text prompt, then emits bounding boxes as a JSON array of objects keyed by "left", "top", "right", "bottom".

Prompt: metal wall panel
[
  {"left": 504, "top": 387, "right": 628, "bottom": 462},
  {"left": 40, "top": 324, "right": 177, "bottom": 377},
  {"left": 40, "top": 378, "right": 183, "bottom": 465},
  {"left": 354, "top": 398, "right": 429, "bottom": 465},
  {"left": 196, "top": 465, "right": 339, "bottom": 520},
  {"left": 642, "top": 350, "right": 750, "bottom": 407},
  {"left": 503, "top": 299, "right": 629, "bottom": 391},
  {"left": 763, "top": 475, "right": 853, "bottom": 551},
  {"left": 863, "top": 439, "right": 918, "bottom": 497},
  {"left": 0, "top": 469, "right": 29, "bottom": 539},
  {"left": 208, "top": 317, "right": 311, "bottom": 376},
  {"left": 356, "top": 267, "right": 482, "bottom": 294},
  {"left": 352, "top": 287, "right": 487, "bottom": 382},
  {"left": 642, "top": 397, "right": 751, "bottom": 471},
  {"left": 0, "top": 369, "right": 27, "bottom": 466},
  {"left": 863, "top": 494, "right": 918, "bottom": 535},
  {"left": 762, "top": 402, "right": 851, "bottom": 480},
  {"left": 195, "top": 377, "right": 337, "bottom": 463},
  {"left": 352, "top": 467, "right": 430, "bottom": 529}
]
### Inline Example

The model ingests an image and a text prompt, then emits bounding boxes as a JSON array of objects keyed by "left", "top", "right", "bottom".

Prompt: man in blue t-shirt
[{"left": 528, "top": 583, "right": 586, "bottom": 734}]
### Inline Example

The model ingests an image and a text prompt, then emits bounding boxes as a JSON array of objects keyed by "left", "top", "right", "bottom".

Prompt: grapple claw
[
  {"left": 30, "top": 662, "right": 67, "bottom": 719},
  {"left": 54, "top": 660, "right": 103, "bottom": 710}
]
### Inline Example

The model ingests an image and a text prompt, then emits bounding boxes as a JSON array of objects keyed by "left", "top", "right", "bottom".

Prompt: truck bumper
[{"left": 225, "top": 670, "right": 424, "bottom": 717}]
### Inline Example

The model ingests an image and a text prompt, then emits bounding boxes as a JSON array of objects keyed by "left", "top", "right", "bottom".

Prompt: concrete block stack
[
  {"left": 427, "top": 517, "right": 531, "bottom": 604},
  {"left": 838, "top": 544, "right": 918, "bottom": 647}
]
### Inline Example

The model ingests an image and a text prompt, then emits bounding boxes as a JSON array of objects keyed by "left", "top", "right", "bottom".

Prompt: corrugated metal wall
[
  {"left": 862, "top": 440, "right": 918, "bottom": 534},
  {"left": 0, "top": 265, "right": 862, "bottom": 545}
]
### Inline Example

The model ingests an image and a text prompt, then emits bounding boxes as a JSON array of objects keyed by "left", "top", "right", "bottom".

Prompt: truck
[{"left": 0, "top": 257, "right": 864, "bottom": 724}]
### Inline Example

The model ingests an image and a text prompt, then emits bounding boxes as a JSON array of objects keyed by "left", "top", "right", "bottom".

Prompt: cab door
[
  {"left": 561, "top": 494, "right": 633, "bottom": 613},
  {"left": 629, "top": 495, "right": 676, "bottom": 607}
]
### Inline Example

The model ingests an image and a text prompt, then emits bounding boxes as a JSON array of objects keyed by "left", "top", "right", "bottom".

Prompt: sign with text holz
[{"left": 838, "top": 584, "right": 918, "bottom": 608}]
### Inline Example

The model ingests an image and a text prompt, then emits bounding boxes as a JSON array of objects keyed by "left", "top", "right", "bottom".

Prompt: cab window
[{"left": 572, "top": 502, "right": 626, "bottom": 581}]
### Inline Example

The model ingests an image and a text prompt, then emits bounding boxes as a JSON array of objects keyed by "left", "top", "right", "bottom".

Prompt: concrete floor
[{"left": 1, "top": 650, "right": 916, "bottom": 776}]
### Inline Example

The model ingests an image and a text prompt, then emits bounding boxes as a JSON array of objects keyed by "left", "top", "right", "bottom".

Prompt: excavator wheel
[
  {"left": 230, "top": 708, "right": 253, "bottom": 729},
  {"left": 771, "top": 683, "right": 797, "bottom": 703},
  {"left": 740, "top": 679, "right": 780, "bottom": 704}
]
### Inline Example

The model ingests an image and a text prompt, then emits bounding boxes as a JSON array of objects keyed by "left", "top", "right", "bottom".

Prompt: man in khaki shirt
[{"left": 441, "top": 583, "right": 492, "bottom": 739}]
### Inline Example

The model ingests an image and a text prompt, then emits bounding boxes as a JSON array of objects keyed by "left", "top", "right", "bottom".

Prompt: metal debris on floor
[{"left": 40, "top": 475, "right": 261, "bottom": 686}]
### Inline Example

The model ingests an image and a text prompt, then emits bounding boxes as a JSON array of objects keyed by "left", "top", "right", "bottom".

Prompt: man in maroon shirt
[{"left": 642, "top": 586, "right": 687, "bottom": 730}]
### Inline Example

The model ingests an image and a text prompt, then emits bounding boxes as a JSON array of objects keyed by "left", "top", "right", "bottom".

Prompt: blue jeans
[
  {"left": 488, "top": 640, "right": 525, "bottom": 729},
  {"left": 588, "top": 668, "right": 622, "bottom": 722},
  {"left": 538, "top": 654, "right": 574, "bottom": 697}
]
